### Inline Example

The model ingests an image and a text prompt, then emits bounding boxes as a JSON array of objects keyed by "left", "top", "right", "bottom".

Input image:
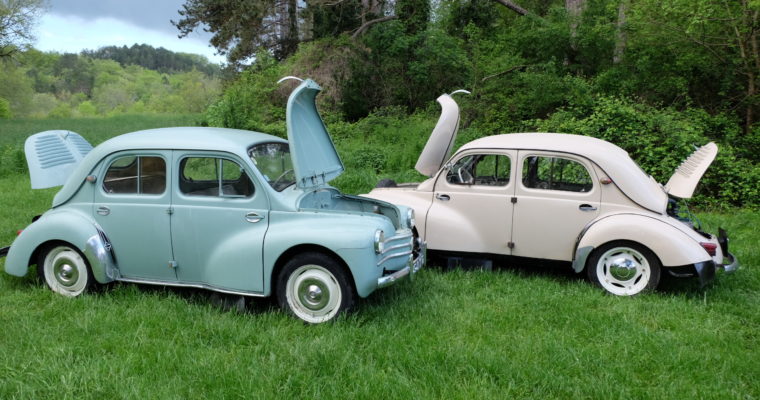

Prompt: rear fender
[
  {"left": 5, "top": 210, "right": 117, "bottom": 283},
  {"left": 573, "top": 214, "right": 709, "bottom": 272}
]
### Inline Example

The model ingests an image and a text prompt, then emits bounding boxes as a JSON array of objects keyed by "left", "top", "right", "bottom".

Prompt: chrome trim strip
[
  {"left": 383, "top": 232, "right": 412, "bottom": 245},
  {"left": 116, "top": 277, "right": 267, "bottom": 297},
  {"left": 383, "top": 243, "right": 410, "bottom": 253},
  {"left": 377, "top": 250, "right": 413, "bottom": 265}
]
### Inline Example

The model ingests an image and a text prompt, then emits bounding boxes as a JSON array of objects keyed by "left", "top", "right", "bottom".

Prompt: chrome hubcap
[
  {"left": 54, "top": 261, "right": 79, "bottom": 287},
  {"left": 298, "top": 280, "right": 329, "bottom": 311},
  {"left": 609, "top": 257, "right": 637, "bottom": 281}
]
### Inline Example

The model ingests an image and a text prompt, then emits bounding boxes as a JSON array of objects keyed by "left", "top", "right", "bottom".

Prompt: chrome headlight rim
[
  {"left": 374, "top": 229, "right": 385, "bottom": 254},
  {"left": 406, "top": 208, "right": 415, "bottom": 229}
]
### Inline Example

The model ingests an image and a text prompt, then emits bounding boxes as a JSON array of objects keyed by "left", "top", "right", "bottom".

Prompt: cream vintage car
[{"left": 363, "top": 93, "right": 738, "bottom": 296}]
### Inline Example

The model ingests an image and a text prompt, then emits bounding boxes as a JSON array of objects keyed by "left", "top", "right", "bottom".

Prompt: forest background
[{"left": 2, "top": 0, "right": 760, "bottom": 208}]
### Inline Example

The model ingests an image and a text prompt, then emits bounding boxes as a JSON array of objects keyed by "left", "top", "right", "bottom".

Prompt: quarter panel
[
  {"left": 578, "top": 214, "right": 710, "bottom": 268},
  {"left": 362, "top": 189, "right": 434, "bottom": 240},
  {"left": 5, "top": 209, "right": 114, "bottom": 282}
]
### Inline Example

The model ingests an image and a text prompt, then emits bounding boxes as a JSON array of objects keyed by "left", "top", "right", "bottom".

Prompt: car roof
[
  {"left": 52, "top": 127, "right": 286, "bottom": 207},
  {"left": 458, "top": 133, "right": 667, "bottom": 213}
]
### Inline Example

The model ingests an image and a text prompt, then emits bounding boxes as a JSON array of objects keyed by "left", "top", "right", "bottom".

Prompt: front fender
[
  {"left": 263, "top": 211, "right": 394, "bottom": 297},
  {"left": 573, "top": 213, "right": 710, "bottom": 272},
  {"left": 5, "top": 209, "right": 116, "bottom": 283}
]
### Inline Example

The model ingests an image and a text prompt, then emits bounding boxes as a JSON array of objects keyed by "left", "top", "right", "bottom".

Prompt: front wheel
[
  {"left": 276, "top": 253, "right": 355, "bottom": 324},
  {"left": 586, "top": 241, "right": 660, "bottom": 296},
  {"left": 38, "top": 244, "right": 94, "bottom": 297}
]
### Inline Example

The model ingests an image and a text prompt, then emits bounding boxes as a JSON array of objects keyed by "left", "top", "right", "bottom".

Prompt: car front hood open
[
  {"left": 664, "top": 142, "right": 718, "bottom": 199},
  {"left": 285, "top": 79, "right": 344, "bottom": 189},
  {"left": 415, "top": 93, "right": 463, "bottom": 177}
]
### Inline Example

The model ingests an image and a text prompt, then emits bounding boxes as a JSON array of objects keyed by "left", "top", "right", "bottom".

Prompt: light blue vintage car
[{"left": 1, "top": 79, "right": 424, "bottom": 323}]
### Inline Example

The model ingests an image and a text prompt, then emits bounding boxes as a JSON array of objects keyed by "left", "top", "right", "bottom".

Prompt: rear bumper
[
  {"left": 377, "top": 240, "right": 426, "bottom": 289},
  {"left": 0, "top": 246, "right": 8, "bottom": 258},
  {"left": 666, "top": 251, "right": 739, "bottom": 288}
]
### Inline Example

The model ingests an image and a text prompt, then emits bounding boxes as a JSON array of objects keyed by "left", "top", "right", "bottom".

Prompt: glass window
[
  {"left": 103, "top": 156, "right": 166, "bottom": 194},
  {"left": 180, "top": 157, "right": 254, "bottom": 197},
  {"left": 249, "top": 142, "right": 295, "bottom": 192},
  {"left": 447, "top": 154, "right": 510, "bottom": 186},
  {"left": 522, "top": 156, "right": 593, "bottom": 192}
]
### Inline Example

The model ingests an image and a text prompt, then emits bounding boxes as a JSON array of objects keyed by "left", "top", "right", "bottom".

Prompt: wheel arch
[
  {"left": 5, "top": 211, "right": 117, "bottom": 283},
  {"left": 572, "top": 213, "right": 710, "bottom": 273},
  {"left": 270, "top": 244, "right": 355, "bottom": 297}
]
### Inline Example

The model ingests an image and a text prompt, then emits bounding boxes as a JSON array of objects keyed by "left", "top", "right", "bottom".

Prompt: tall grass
[{"left": 0, "top": 116, "right": 758, "bottom": 399}]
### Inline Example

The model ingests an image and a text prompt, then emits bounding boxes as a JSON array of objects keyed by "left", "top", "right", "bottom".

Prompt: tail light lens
[
  {"left": 16, "top": 230, "right": 23, "bottom": 236},
  {"left": 700, "top": 242, "right": 717, "bottom": 256}
]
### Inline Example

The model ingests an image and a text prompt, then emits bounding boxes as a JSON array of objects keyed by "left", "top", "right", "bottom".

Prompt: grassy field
[{"left": 0, "top": 116, "right": 758, "bottom": 399}]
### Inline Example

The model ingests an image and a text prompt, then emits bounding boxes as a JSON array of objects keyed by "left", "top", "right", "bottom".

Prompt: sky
[{"left": 34, "top": 0, "right": 224, "bottom": 64}]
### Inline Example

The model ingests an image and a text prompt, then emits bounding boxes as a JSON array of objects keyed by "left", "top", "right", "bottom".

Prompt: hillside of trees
[
  {"left": 0, "top": 46, "right": 221, "bottom": 118},
  {"left": 82, "top": 44, "right": 220, "bottom": 76}
]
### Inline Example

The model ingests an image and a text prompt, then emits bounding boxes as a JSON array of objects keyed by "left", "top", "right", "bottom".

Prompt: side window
[
  {"left": 179, "top": 156, "right": 254, "bottom": 197},
  {"left": 103, "top": 156, "right": 166, "bottom": 194},
  {"left": 447, "top": 154, "right": 510, "bottom": 186},
  {"left": 522, "top": 156, "right": 593, "bottom": 192}
]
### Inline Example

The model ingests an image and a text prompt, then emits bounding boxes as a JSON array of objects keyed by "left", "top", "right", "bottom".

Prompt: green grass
[{"left": 0, "top": 117, "right": 758, "bottom": 399}]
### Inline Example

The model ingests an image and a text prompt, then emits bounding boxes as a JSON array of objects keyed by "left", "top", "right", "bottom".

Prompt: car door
[
  {"left": 93, "top": 151, "right": 176, "bottom": 281},
  {"left": 425, "top": 151, "right": 515, "bottom": 255},
  {"left": 170, "top": 152, "right": 269, "bottom": 293},
  {"left": 511, "top": 151, "right": 601, "bottom": 261}
]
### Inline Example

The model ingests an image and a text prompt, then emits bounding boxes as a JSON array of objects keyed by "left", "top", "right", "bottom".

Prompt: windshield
[{"left": 248, "top": 142, "right": 295, "bottom": 192}]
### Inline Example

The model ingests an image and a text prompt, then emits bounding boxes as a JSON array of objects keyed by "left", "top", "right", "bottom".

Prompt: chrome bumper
[
  {"left": 720, "top": 252, "right": 739, "bottom": 274},
  {"left": 377, "top": 240, "right": 426, "bottom": 289}
]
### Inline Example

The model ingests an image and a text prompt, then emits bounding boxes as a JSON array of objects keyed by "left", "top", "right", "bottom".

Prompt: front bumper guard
[{"left": 377, "top": 240, "right": 426, "bottom": 289}]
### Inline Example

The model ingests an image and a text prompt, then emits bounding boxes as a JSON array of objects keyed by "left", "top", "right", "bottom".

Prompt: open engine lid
[
  {"left": 415, "top": 91, "right": 468, "bottom": 177},
  {"left": 664, "top": 142, "right": 718, "bottom": 199},
  {"left": 284, "top": 78, "right": 344, "bottom": 189},
  {"left": 24, "top": 130, "right": 93, "bottom": 189}
]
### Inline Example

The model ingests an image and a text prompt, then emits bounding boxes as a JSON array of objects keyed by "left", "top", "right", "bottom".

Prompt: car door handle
[
  {"left": 245, "top": 212, "right": 264, "bottom": 223},
  {"left": 96, "top": 206, "right": 110, "bottom": 216},
  {"left": 579, "top": 204, "right": 597, "bottom": 212},
  {"left": 435, "top": 193, "right": 450, "bottom": 201}
]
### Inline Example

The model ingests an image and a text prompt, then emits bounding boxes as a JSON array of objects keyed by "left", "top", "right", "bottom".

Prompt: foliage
[
  {"left": 82, "top": 44, "right": 220, "bottom": 75},
  {"left": 0, "top": 50, "right": 221, "bottom": 118},
  {"left": 0, "top": 0, "right": 46, "bottom": 57}
]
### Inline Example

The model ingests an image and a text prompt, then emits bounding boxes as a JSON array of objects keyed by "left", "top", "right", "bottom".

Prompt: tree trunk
[
  {"left": 565, "top": 0, "right": 585, "bottom": 65},
  {"left": 490, "top": 0, "right": 529, "bottom": 16},
  {"left": 613, "top": 0, "right": 629, "bottom": 64}
]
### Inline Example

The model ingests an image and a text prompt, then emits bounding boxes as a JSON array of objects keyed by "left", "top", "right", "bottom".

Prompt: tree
[
  {"left": 0, "top": 0, "right": 46, "bottom": 57},
  {"left": 173, "top": 0, "right": 298, "bottom": 64}
]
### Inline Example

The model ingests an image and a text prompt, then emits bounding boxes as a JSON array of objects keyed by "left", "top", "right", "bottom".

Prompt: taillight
[
  {"left": 16, "top": 230, "right": 23, "bottom": 236},
  {"left": 700, "top": 242, "right": 717, "bottom": 256}
]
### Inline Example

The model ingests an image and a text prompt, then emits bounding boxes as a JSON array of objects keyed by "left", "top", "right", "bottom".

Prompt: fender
[
  {"left": 572, "top": 213, "right": 710, "bottom": 272},
  {"left": 263, "top": 210, "right": 396, "bottom": 297},
  {"left": 5, "top": 209, "right": 117, "bottom": 283},
  {"left": 363, "top": 188, "right": 434, "bottom": 241}
]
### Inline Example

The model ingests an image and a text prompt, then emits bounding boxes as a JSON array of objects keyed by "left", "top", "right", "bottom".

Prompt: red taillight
[
  {"left": 16, "top": 230, "right": 23, "bottom": 236},
  {"left": 700, "top": 242, "right": 717, "bottom": 256}
]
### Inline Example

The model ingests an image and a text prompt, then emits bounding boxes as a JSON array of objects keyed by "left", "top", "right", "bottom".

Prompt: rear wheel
[
  {"left": 37, "top": 244, "right": 94, "bottom": 297},
  {"left": 586, "top": 241, "right": 660, "bottom": 296},
  {"left": 276, "top": 252, "right": 354, "bottom": 323}
]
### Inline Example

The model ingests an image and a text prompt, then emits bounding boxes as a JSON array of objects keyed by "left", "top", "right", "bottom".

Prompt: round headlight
[
  {"left": 406, "top": 208, "right": 415, "bottom": 229},
  {"left": 374, "top": 229, "right": 385, "bottom": 254}
]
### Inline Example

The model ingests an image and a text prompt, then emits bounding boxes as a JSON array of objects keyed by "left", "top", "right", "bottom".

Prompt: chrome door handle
[
  {"left": 245, "top": 212, "right": 264, "bottom": 223},
  {"left": 579, "top": 204, "right": 597, "bottom": 212},
  {"left": 435, "top": 193, "right": 450, "bottom": 201},
  {"left": 96, "top": 206, "right": 110, "bottom": 216}
]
